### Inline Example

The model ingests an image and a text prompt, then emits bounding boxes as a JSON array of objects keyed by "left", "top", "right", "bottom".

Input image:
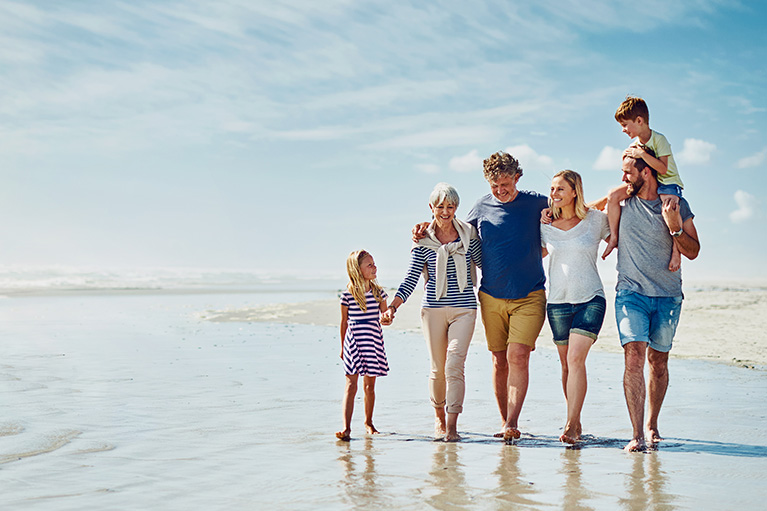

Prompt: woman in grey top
[{"left": 541, "top": 170, "right": 610, "bottom": 444}]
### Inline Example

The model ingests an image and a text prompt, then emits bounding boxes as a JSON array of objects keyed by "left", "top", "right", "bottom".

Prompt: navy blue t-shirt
[{"left": 466, "top": 191, "right": 549, "bottom": 300}]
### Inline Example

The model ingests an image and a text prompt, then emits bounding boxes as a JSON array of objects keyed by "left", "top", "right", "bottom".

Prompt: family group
[{"left": 335, "top": 96, "right": 700, "bottom": 452}]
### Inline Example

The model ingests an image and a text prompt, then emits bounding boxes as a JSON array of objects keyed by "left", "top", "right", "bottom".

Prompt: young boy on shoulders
[{"left": 601, "top": 96, "right": 685, "bottom": 271}]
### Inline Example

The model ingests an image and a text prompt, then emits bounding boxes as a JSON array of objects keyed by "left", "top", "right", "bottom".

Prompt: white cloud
[
  {"left": 593, "top": 146, "right": 623, "bottom": 171},
  {"left": 449, "top": 150, "right": 483, "bottom": 173},
  {"left": 415, "top": 163, "right": 440, "bottom": 174},
  {"left": 504, "top": 144, "right": 553, "bottom": 172},
  {"left": 737, "top": 148, "right": 767, "bottom": 169},
  {"left": 729, "top": 190, "right": 757, "bottom": 223},
  {"left": 677, "top": 138, "right": 716, "bottom": 165}
]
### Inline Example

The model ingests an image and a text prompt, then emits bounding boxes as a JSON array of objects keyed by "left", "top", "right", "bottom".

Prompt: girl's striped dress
[{"left": 341, "top": 289, "right": 389, "bottom": 377}]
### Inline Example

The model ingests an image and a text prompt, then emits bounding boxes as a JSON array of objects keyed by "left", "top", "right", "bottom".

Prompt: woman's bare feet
[
  {"left": 444, "top": 430, "right": 461, "bottom": 442},
  {"left": 559, "top": 421, "right": 581, "bottom": 444},
  {"left": 336, "top": 430, "right": 351, "bottom": 442},
  {"left": 364, "top": 423, "right": 379, "bottom": 435},
  {"left": 624, "top": 437, "right": 646, "bottom": 452},
  {"left": 434, "top": 418, "right": 447, "bottom": 438}
]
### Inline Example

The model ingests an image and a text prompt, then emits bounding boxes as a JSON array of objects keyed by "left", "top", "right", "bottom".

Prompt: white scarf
[{"left": 414, "top": 218, "right": 478, "bottom": 300}]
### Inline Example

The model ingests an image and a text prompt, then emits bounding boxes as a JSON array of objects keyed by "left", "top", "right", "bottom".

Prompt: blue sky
[{"left": 1, "top": 0, "right": 765, "bottom": 283}]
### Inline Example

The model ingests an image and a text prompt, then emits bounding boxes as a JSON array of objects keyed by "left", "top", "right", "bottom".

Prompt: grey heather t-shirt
[{"left": 616, "top": 196, "right": 694, "bottom": 297}]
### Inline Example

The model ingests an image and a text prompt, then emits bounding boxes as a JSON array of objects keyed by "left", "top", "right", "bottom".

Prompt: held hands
[
  {"left": 540, "top": 207, "right": 553, "bottom": 224},
  {"left": 380, "top": 308, "right": 394, "bottom": 325}
]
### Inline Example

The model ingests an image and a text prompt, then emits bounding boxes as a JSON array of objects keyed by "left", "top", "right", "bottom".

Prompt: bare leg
[
  {"left": 491, "top": 350, "right": 509, "bottom": 436},
  {"left": 503, "top": 343, "right": 532, "bottom": 441},
  {"left": 362, "top": 376, "right": 379, "bottom": 434},
  {"left": 560, "top": 335, "right": 593, "bottom": 444},
  {"left": 623, "top": 342, "right": 647, "bottom": 452},
  {"left": 556, "top": 344, "right": 569, "bottom": 399},
  {"left": 646, "top": 348, "right": 669, "bottom": 445},
  {"left": 445, "top": 412, "right": 460, "bottom": 442},
  {"left": 434, "top": 406, "right": 447, "bottom": 437},
  {"left": 336, "top": 374, "right": 358, "bottom": 441},
  {"left": 602, "top": 184, "right": 629, "bottom": 260}
]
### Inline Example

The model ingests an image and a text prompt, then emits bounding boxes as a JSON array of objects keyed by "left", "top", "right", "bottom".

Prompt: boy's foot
[
  {"left": 601, "top": 239, "right": 618, "bottom": 260},
  {"left": 364, "top": 423, "right": 380, "bottom": 435},
  {"left": 336, "top": 430, "right": 351, "bottom": 442},
  {"left": 668, "top": 252, "right": 681, "bottom": 272}
]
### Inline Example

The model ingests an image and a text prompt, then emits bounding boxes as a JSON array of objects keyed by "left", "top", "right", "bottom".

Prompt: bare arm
[
  {"left": 339, "top": 305, "right": 349, "bottom": 359},
  {"left": 412, "top": 222, "right": 430, "bottom": 242},
  {"left": 626, "top": 146, "right": 668, "bottom": 174},
  {"left": 662, "top": 203, "right": 700, "bottom": 260},
  {"left": 379, "top": 295, "right": 392, "bottom": 326}
]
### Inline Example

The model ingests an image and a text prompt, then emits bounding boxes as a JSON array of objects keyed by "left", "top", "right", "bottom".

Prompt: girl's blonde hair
[
  {"left": 550, "top": 170, "right": 588, "bottom": 221},
  {"left": 346, "top": 249, "right": 384, "bottom": 311}
]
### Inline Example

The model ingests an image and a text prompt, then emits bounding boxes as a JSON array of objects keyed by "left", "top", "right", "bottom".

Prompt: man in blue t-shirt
[{"left": 416, "top": 151, "right": 548, "bottom": 441}]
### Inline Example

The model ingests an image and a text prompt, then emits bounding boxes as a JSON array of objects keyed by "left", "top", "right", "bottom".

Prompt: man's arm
[{"left": 663, "top": 202, "right": 700, "bottom": 260}]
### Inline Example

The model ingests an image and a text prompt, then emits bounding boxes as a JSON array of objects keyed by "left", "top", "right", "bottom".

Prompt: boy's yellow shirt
[{"left": 632, "top": 129, "right": 684, "bottom": 188}]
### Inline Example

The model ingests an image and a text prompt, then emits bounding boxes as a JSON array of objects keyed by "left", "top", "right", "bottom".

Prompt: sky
[{"left": 1, "top": 0, "right": 765, "bottom": 283}]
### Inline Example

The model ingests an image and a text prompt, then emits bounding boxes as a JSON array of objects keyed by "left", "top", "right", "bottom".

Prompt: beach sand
[{"left": 1, "top": 287, "right": 766, "bottom": 509}]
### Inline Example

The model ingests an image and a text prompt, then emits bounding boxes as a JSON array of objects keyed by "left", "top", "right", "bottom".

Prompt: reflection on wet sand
[
  {"left": 337, "top": 437, "right": 382, "bottom": 509},
  {"left": 427, "top": 442, "right": 471, "bottom": 508},
  {"left": 494, "top": 446, "right": 542, "bottom": 507},
  {"left": 620, "top": 453, "right": 677, "bottom": 511},
  {"left": 559, "top": 448, "right": 593, "bottom": 511}
]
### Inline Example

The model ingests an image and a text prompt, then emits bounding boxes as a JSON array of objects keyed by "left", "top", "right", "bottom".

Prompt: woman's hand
[{"left": 381, "top": 309, "right": 394, "bottom": 325}]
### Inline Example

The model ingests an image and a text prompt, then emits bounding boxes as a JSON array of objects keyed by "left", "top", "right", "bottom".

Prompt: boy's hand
[
  {"left": 540, "top": 208, "right": 553, "bottom": 224},
  {"left": 624, "top": 146, "right": 644, "bottom": 159},
  {"left": 412, "top": 222, "right": 430, "bottom": 242}
]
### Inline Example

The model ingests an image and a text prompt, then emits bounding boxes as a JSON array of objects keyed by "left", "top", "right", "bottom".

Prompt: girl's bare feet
[
  {"left": 336, "top": 430, "right": 351, "bottom": 442},
  {"left": 364, "top": 423, "right": 379, "bottom": 435}
]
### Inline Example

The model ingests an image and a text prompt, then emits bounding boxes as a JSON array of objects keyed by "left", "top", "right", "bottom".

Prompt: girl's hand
[{"left": 380, "top": 310, "right": 393, "bottom": 326}]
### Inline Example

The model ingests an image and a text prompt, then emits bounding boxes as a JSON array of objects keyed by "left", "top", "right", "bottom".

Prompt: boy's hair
[
  {"left": 550, "top": 170, "right": 588, "bottom": 221},
  {"left": 346, "top": 249, "right": 383, "bottom": 311},
  {"left": 483, "top": 151, "right": 523, "bottom": 182},
  {"left": 615, "top": 96, "right": 650, "bottom": 124}
]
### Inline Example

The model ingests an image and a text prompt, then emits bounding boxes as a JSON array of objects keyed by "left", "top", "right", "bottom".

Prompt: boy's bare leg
[
  {"left": 661, "top": 194, "right": 682, "bottom": 271},
  {"left": 336, "top": 374, "right": 359, "bottom": 441},
  {"left": 602, "top": 184, "right": 630, "bottom": 259},
  {"left": 362, "top": 375, "right": 379, "bottom": 434}
]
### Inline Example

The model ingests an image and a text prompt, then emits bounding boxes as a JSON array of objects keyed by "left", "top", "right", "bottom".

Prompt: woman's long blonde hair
[
  {"left": 550, "top": 169, "right": 588, "bottom": 220},
  {"left": 346, "top": 249, "right": 384, "bottom": 311}
]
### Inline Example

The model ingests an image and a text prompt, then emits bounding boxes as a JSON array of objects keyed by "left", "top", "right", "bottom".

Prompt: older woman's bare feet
[
  {"left": 364, "top": 423, "right": 379, "bottom": 435},
  {"left": 624, "top": 437, "right": 646, "bottom": 452},
  {"left": 336, "top": 430, "right": 351, "bottom": 442},
  {"left": 444, "top": 428, "right": 461, "bottom": 442}
]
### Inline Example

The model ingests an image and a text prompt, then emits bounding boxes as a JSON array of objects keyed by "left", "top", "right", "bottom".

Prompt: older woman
[
  {"left": 384, "top": 182, "right": 481, "bottom": 442},
  {"left": 541, "top": 170, "right": 610, "bottom": 444}
]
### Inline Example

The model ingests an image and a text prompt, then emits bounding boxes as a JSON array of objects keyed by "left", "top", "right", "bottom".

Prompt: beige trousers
[{"left": 420, "top": 307, "right": 477, "bottom": 414}]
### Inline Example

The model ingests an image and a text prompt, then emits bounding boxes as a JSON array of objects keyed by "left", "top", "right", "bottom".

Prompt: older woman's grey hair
[{"left": 429, "top": 182, "right": 460, "bottom": 209}]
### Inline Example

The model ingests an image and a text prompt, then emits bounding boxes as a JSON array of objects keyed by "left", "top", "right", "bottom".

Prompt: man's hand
[
  {"left": 412, "top": 222, "right": 430, "bottom": 242},
  {"left": 540, "top": 208, "right": 553, "bottom": 224},
  {"left": 661, "top": 200, "right": 683, "bottom": 234}
]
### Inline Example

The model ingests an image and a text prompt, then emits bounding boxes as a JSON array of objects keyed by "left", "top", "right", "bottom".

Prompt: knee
[{"left": 346, "top": 379, "right": 358, "bottom": 393}]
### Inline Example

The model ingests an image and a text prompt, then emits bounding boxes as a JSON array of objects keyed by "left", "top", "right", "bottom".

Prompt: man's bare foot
[
  {"left": 336, "top": 430, "right": 351, "bottom": 442},
  {"left": 602, "top": 239, "right": 617, "bottom": 260},
  {"left": 503, "top": 427, "right": 521, "bottom": 444},
  {"left": 364, "top": 423, "right": 379, "bottom": 435},
  {"left": 624, "top": 437, "right": 646, "bottom": 452},
  {"left": 646, "top": 427, "right": 663, "bottom": 445}
]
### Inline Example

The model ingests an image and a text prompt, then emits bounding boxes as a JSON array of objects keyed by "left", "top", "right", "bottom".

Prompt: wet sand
[{"left": 1, "top": 289, "right": 766, "bottom": 509}]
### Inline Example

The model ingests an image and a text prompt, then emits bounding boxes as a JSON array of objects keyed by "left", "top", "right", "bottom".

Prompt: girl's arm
[{"left": 339, "top": 304, "right": 349, "bottom": 359}]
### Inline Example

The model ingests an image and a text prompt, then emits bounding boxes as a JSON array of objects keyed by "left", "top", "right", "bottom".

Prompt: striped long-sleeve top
[{"left": 395, "top": 238, "right": 482, "bottom": 309}]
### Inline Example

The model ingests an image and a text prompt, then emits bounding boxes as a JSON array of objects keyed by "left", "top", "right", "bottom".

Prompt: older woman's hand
[{"left": 380, "top": 309, "right": 394, "bottom": 325}]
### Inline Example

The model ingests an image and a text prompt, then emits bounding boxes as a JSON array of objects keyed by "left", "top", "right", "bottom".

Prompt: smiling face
[
  {"left": 430, "top": 200, "right": 457, "bottom": 226},
  {"left": 622, "top": 157, "right": 646, "bottom": 196},
  {"left": 489, "top": 174, "right": 520, "bottom": 203},
  {"left": 619, "top": 117, "right": 644, "bottom": 139},
  {"left": 359, "top": 254, "right": 377, "bottom": 281},
  {"left": 550, "top": 176, "right": 577, "bottom": 209}
]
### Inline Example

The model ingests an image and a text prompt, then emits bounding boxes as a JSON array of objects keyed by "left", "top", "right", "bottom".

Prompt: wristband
[{"left": 670, "top": 227, "right": 683, "bottom": 238}]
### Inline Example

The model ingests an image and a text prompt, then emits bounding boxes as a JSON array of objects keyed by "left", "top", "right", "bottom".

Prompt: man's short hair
[
  {"left": 615, "top": 96, "right": 650, "bottom": 124},
  {"left": 483, "top": 151, "right": 523, "bottom": 182}
]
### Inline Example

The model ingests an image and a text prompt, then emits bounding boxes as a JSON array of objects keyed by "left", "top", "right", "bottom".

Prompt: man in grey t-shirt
[{"left": 615, "top": 152, "right": 700, "bottom": 452}]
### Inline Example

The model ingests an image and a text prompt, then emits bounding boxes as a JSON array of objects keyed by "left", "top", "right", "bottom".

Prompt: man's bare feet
[
  {"left": 364, "top": 423, "right": 379, "bottom": 435},
  {"left": 336, "top": 430, "right": 351, "bottom": 442},
  {"left": 646, "top": 427, "right": 663, "bottom": 445},
  {"left": 624, "top": 437, "right": 646, "bottom": 452},
  {"left": 601, "top": 239, "right": 617, "bottom": 260}
]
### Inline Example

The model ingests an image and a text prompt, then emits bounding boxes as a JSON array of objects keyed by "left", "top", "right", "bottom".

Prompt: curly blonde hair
[
  {"left": 346, "top": 250, "right": 384, "bottom": 311},
  {"left": 483, "top": 151, "right": 523, "bottom": 182}
]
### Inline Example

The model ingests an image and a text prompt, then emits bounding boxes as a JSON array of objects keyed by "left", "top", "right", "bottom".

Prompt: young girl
[{"left": 336, "top": 250, "right": 391, "bottom": 442}]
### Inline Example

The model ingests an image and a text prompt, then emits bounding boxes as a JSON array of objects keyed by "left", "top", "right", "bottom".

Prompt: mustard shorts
[{"left": 478, "top": 289, "right": 546, "bottom": 352}]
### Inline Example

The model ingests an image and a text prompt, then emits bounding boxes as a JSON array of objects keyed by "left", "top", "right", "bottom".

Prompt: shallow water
[{"left": 1, "top": 291, "right": 766, "bottom": 510}]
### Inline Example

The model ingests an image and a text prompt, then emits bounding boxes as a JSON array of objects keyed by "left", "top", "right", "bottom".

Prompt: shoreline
[{"left": 201, "top": 286, "right": 767, "bottom": 370}]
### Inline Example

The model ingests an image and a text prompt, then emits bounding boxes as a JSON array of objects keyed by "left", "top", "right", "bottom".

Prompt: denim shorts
[
  {"left": 615, "top": 290, "right": 683, "bottom": 353},
  {"left": 546, "top": 295, "right": 606, "bottom": 345},
  {"left": 657, "top": 183, "right": 683, "bottom": 198}
]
